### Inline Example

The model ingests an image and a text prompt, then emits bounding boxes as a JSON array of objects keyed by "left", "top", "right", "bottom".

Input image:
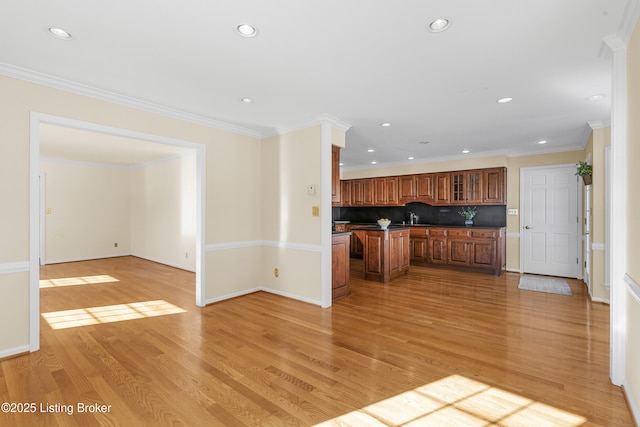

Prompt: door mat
[{"left": 518, "top": 275, "right": 572, "bottom": 296}]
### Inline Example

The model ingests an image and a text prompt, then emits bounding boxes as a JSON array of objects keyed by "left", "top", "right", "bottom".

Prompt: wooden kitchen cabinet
[
  {"left": 332, "top": 233, "right": 351, "bottom": 300},
  {"left": 352, "top": 228, "right": 410, "bottom": 283},
  {"left": 427, "top": 228, "right": 447, "bottom": 265},
  {"left": 433, "top": 173, "right": 450, "bottom": 204},
  {"left": 426, "top": 227, "right": 505, "bottom": 275},
  {"left": 482, "top": 167, "right": 506, "bottom": 204},
  {"left": 450, "top": 170, "right": 482, "bottom": 205},
  {"left": 409, "top": 227, "right": 429, "bottom": 266},
  {"left": 398, "top": 175, "right": 417, "bottom": 204},
  {"left": 350, "top": 179, "right": 364, "bottom": 205},
  {"left": 446, "top": 229, "right": 472, "bottom": 267},
  {"left": 345, "top": 224, "right": 363, "bottom": 258},
  {"left": 340, "top": 180, "right": 351, "bottom": 206},
  {"left": 339, "top": 167, "right": 506, "bottom": 207},
  {"left": 416, "top": 174, "right": 434, "bottom": 204},
  {"left": 374, "top": 177, "right": 399, "bottom": 205},
  {"left": 332, "top": 146, "right": 341, "bottom": 206}
]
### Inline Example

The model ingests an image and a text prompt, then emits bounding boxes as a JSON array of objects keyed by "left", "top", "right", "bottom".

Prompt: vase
[
  {"left": 582, "top": 174, "right": 592, "bottom": 186},
  {"left": 465, "top": 219, "right": 473, "bottom": 227}
]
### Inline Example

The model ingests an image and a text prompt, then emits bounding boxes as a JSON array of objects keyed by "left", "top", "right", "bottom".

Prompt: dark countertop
[
  {"left": 342, "top": 222, "right": 505, "bottom": 229},
  {"left": 331, "top": 231, "right": 352, "bottom": 236},
  {"left": 350, "top": 225, "right": 411, "bottom": 231}
]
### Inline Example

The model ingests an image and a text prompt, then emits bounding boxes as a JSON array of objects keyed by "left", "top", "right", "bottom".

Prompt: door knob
[{"left": 524, "top": 225, "right": 532, "bottom": 229}]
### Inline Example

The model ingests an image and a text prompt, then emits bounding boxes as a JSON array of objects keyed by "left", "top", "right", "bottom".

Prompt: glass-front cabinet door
[{"left": 451, "top": 170, "right": 482, "bottom": 204}]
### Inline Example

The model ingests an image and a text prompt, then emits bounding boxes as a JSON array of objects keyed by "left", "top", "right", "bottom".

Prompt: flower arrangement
[{"left": 458, "top": 206, "right": 477, "bottom": 220}]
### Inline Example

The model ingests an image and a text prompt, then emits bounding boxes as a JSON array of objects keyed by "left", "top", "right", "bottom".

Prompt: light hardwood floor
[{"left": 0, "top": 256, "right": 633, "bottom": 426}]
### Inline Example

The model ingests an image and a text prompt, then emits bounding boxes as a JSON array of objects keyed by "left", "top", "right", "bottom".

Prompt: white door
[{"left": 521, "top": 165, "right": 579, "bottom": 278}]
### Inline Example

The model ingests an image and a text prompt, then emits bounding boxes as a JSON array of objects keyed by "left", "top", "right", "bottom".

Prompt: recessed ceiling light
[
  {"left": 367, "top": 149, "right": 375, "bottom": 152},
  {"left": 371, "top": 161, "right": 377, "bottom": 165},
  {"left": 408, "top": 156, "right": 415, "bottom": 160},
  {"left": 240, "top": 97, "right": 254, "bottom": 103},
  {"left": 537, "top": 140, "right": 548, "bottom": 144},
  {"left": 588, "top": 94, "right": 606, "bottom": 101},
  {"left": 380, "top": 122, "right": 392, "bottom": 127},
  {"left": 497, "top": 97, "right": 513, "bottom": 104},
  {"left": 428, "top": 18, "right": 451, "bottom": 33},
  {"left": 462, "top": 149, "right": 470, "bottom": 154},
  {"left": 236, "top": 24, "right": 258, "bottom": 37},
  {"left": 48, "top": 27, "right": 72, "bottom": 39}
]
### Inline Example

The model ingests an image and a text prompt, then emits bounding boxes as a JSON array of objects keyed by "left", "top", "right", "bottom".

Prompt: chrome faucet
[{"left": 409, "top": 212, "right": 418, "bottom": 224}]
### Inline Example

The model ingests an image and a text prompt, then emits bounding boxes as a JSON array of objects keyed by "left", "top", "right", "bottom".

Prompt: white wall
[
  {"left": 131, "top": 153, "right": 196, "bottom": 271},
  {"left": 40, "top": 159, "right": 131, "bottom": 263}
]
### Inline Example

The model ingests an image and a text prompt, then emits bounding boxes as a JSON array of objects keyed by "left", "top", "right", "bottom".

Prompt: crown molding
[
  {"left": 0, "top": 62, "right": 263, "bottom": 139},
  {"left": 261, "top": 114, "right": 352, "bottom": 138}
]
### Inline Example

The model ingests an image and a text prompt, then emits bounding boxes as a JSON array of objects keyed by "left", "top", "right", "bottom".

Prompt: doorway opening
[{"left": 29, "top": 112, "right": 206, "bottom": 351}]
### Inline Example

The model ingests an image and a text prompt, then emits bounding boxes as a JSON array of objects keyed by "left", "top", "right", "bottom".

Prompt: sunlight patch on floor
[
  {"left": 42, "top": 300, "right": 186, "bottom": 329},
  {"left": 314, "top": 375, "right": 586, "bottom": 426},
  {"left": 40, "top": 275, "right": 119, "bottom": 288}
]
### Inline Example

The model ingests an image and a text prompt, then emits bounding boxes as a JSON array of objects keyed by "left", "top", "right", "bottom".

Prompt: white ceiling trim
[{"left": 0, "top": 62, "right": 263, "bottom": 139}]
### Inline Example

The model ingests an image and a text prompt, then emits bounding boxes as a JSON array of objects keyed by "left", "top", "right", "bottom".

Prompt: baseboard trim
[
  {"left": 205, "top": 287, "right": 321, "bottom": 307},
  {"left": 622, "top": 383, "right": 640, "bottom": 427},
  {"left": 0, "top": 345, "right": 30, "bottom": 360},
  {"left": 130, "top": 254, "right": 196, "bottom": 273},
  {"left": 45, "top": 253, "right": 130, "bottom": 265}
]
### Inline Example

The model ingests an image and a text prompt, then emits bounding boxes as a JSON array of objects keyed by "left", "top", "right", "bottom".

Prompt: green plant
[
  {"left": 575, "top": 161, "right": 592, "bottom": 177},
  {"left": 458, "top": 206, "right": 477, "bottom": 220}
]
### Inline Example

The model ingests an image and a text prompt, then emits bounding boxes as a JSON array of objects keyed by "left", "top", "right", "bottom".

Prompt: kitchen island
[{"left": 351, "top": 225, "right": 410, "bottom": 283}]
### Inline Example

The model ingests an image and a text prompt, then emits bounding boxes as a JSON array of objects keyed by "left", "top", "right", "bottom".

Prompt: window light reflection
[
  {"left": 40, "top": 275, "right": 119, "bottom": 288},
  {"left": 42, "top": 300, "right": 187, "bottom": 330},
  {"left": 314, "top": 375, "right": 586, "bottom": 426}
]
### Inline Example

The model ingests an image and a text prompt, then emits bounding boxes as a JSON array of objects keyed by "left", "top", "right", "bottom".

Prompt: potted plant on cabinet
[
  {"left": 576, "top": 161, "right": 593, "bottom": 185},
  {"left": 458, "top": 206, "right": 477, "bottom": 227}
]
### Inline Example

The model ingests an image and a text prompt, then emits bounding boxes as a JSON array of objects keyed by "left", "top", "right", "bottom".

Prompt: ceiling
[{"left": 1, "top": 1, "right": 635, "bottom": 169}]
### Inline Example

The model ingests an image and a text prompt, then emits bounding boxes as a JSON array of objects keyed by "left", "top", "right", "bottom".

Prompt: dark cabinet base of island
[
  {"left": 332, "top": 233, "right": 351, "bottom": 300},
  {"left": 352, "top": 227, "right": 410, "bottom": 283}
]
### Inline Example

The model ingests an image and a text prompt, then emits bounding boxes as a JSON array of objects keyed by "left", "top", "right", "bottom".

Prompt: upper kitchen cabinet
[
  {"left": 332, "top": 146, "right": 341, "bottom": 206},
  {"left": 374, "top": 177, "right": 399, "bottom": 205},
  {"left": 398, "top": 175, "right": 417, "bottom": 204},
  {"left": 450, "top": 170, "right": 482, "bottom": 205},
  {"left": 432, "top": 173, "right": 450, "bottom": 205},
  {"left": 338, "top": 167, "right": 506, "bottom": 207},
  {"left": 482, "top": 167, "right": 506, "bottom": 204},
  {"left": 416, "top": 174, "right": 435, "bottom": 204}
]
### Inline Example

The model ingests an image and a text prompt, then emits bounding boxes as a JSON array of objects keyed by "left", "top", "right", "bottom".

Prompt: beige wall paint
[
  {"left": 40, "top": 160, "right": 132, "bottom": 263},
  {"left": 131, "top": 154, "right": 196, "bottom": 271},
  {"left": 0, "top": 75, "right": 265, "bottom": 352},
  {"left": 0, "top": 272, "right": 29, "bottom": 353},
  {"left": 260, "top": 126, "right": 323, "bottom": 302},
  {"left": 625, "top": 16, "right": 640, "bottom": 416},
  {"left": 583, "top": 127, "right": 611, "bottom": 301}
]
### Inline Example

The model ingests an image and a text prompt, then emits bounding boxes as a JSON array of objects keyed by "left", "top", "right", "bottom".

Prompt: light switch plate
[
  {"left": 312, "top": 206, "right": 320, "bottom": 216},
  {"left": 508, "top": 208, "right": 518, "bottom": 215},
  {"left": 307, "top": 184, "right": 316, "bottom": 195}
]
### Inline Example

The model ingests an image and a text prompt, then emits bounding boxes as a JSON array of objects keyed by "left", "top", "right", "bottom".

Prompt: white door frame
[
  {"left": 29, "top": 112, "right": 207, "bottom": 352},
  {"left": 519, "top": 164, "right": 582, "bottom": 278}
]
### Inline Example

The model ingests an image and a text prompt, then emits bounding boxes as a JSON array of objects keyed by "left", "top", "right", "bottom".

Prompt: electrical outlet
[
  {"left": 274, "top": 268, "right": 279, "bottom": 278},
  {"left": 307, "top": 184, "right": 316, "bottom": 196}
]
